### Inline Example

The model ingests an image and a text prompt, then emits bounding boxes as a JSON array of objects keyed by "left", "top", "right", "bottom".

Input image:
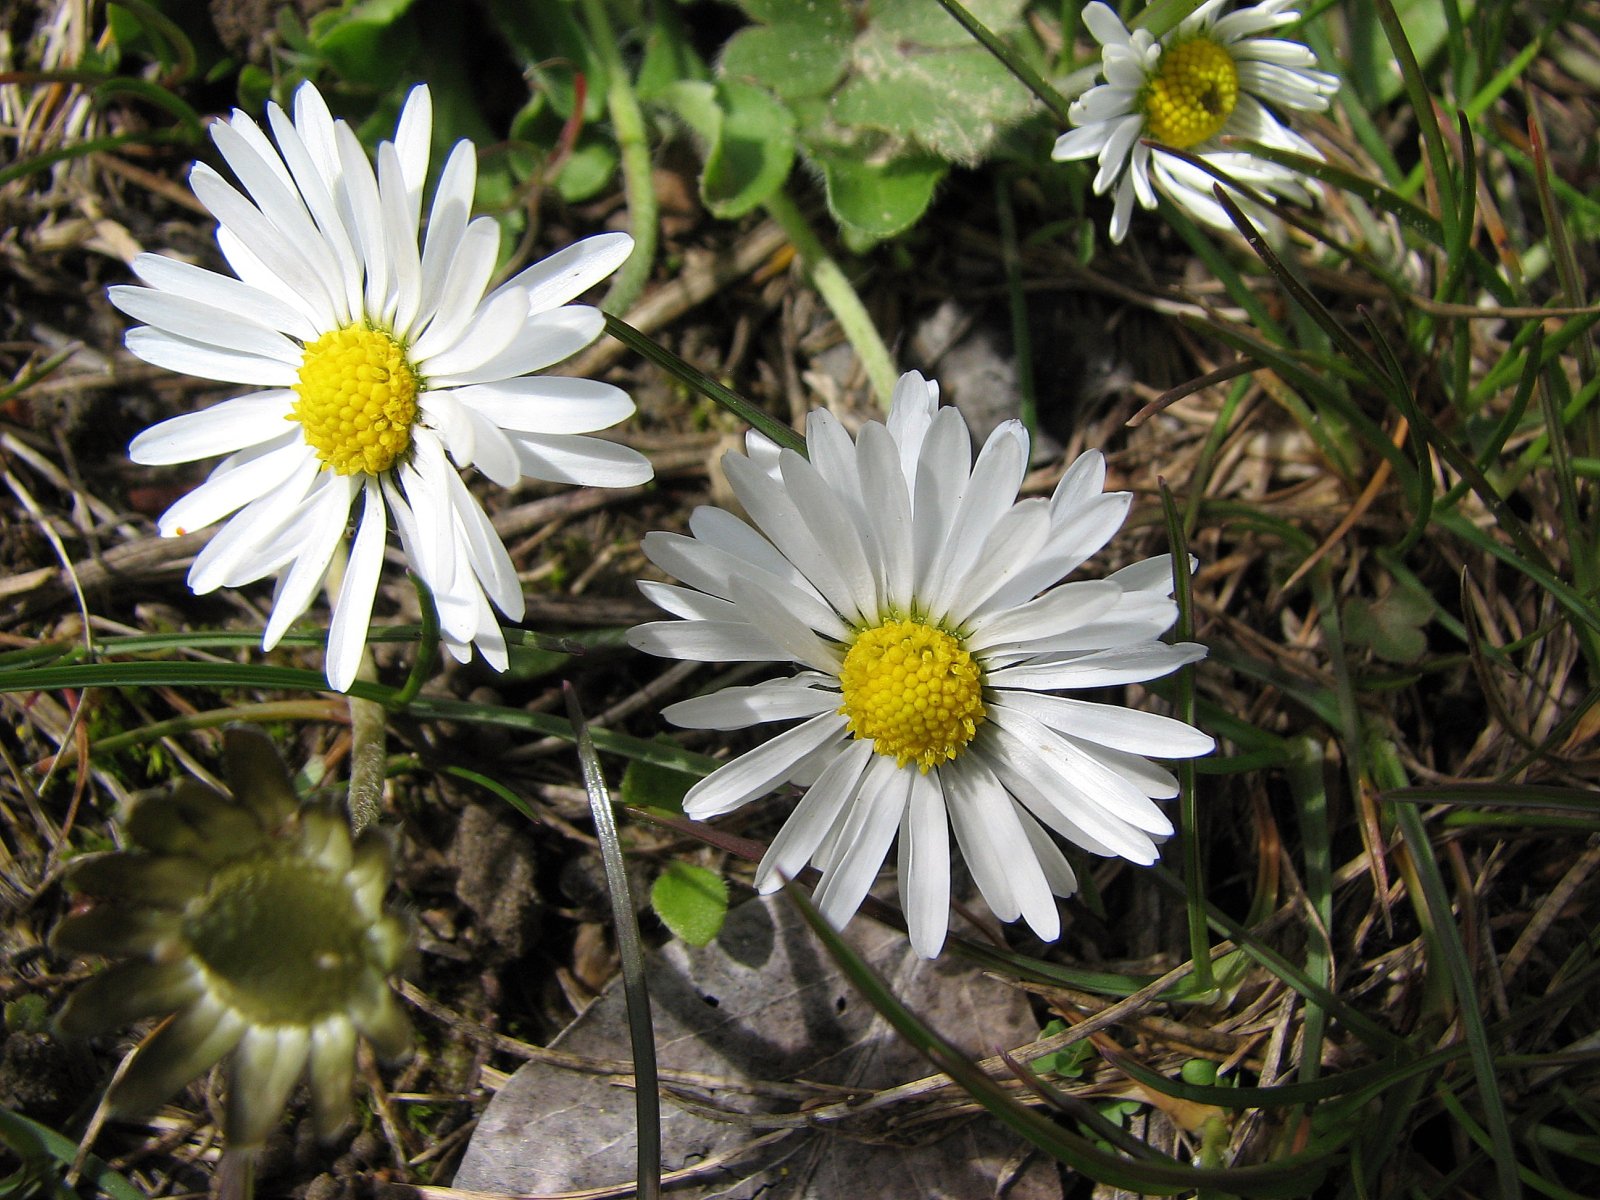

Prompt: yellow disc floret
[
  {"left": 1142, "top": 36, "right": 1239, "bottom": 149},
  {"left": 838, "top": 619, "right": 985, "bottom": 771},
  {"left": 291, "top": 325, "right": 420, "bottom": 475}
]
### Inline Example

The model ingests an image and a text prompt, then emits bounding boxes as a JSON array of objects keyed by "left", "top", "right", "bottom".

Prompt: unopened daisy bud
[{"left": 53, "top": 727, "right": 413, "bottom": 1148}]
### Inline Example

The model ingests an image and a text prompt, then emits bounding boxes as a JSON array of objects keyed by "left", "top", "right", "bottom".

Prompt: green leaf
[
  {"left": 702, "top": 80, "right": 795, "bottom": 218},
  {"left": 1343, "top": 591, "right": 1432, "bottom": 664},
  {"left": 308, "top": 0, "right": 419, "bottom": 86},
  {"left": 636, "top": 3, "right": 709, "bottom": 101},
  {"left": 824, "top": 0, "right": 1033, "bottom": 165},
  {"left": 620, "top": 754, "right": 700, "bottom": 815},
  {"left": 555, "top": 138, "right": 621, "bottom": 203},
  {"left": 651, "top": 862, "right": 728, "bottom": 946},
  {"left": 819, "top": 150, "right": 946, "bottom": 240},
  {"left": 720, "top": 19, "right": 850, "bottom": 100},
  {"left": 830, "top": 43, "right": 1032, "bottom": 165}
]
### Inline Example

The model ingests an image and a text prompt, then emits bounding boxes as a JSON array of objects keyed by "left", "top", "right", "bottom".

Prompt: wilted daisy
[
  {"left": 116, "top": 82, "right": 652, "bottom": 691},
  {"left": 1052, "top": 0, "right": 1339, "bottom": 242},
  {"left": 630, "top": 372, "right": 1213, "bottom": 958},
  {"left": 53, "top": 727, "right": 412, "bottom": 1149}
]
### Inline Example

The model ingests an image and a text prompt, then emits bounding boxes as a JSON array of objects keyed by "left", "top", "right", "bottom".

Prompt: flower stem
[
  {"left": 762, "top": 190, "right": 897, "bottom": 409},
  {"left": 580, "top": 0, "right": 656, "bottom": 315},
  {"left": 603, "top": 313, "right": 808, "bottom": 454},
  {"left": 390, "top": 573, "right": 440, "bottom": 710},
  {"left": 347, "top": 679, "right": 387, "bottom": 837},
  {"left": 1159, "top": 481, "right": 1213, "bottom": 996},
  {"left": 932, "top": 0, "right": 1075, "bottom": 125}
]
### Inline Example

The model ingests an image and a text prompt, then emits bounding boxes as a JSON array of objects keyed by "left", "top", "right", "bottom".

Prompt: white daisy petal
[
  {"left": 189, "top": 165, "right": 337, "bottom": 321},
  {"left": 510, "top": 433, "right": 653, "bottom": 487},
  {"left": 129, "top": 391, "right": 296, "bottom": 465},
  {"left": 431, "top": 305, "right": 604, "bottom": 386},
  {"left": 664, "top": 677, "right": 839, "bottom": 730},
  {"left": 812, "top": 756, "right": 912, "bottom": 932},
  {"left": 154, "top": 434, "right": 304, "bottom": 537},
  {"left": 632, "top": 369, "right": 1211, "bottom": 958},
  {"left": 409, "top": 217, "right": 501, "bottom": 362},
  {"left": 488, "top": 232, "right": 635, "bottom": 314},
  {"left": 417, "top": 141, "right": 477, "bottom": 323},
  {"left": 987, "top": 641, "right": 1208, "bottom": 689},
  {"left": 629, "top": 619, "right": 787, "bottom": 663},
  {"left": 324, "top": 482, "right": 388, "bottom": 692},
  {"left": 854, "top": 421, "right": 915, "bottom": 612},
  {"left": 682, "top": 712, "right": 849, "bottom": 818},
  {"left": 944, "top": 759, "right": 1059, "bottom": 937},
  {"left": 261, "top": 473, "right": 359, "bottom": 650},
  {"left": 754, "top": 738, "right": 875, "bottom": 891},
  {"left": 993, "top": 690, "right": 1216, "bottom": 758},
  {"left": 637, "top": 580, "right": 736, "bottom": 623},
  {"left": 127, "top": 254, "right": 321, "bottom": 342},
  {"left": 898, "top": 770, "right": 951, "bottom": 957},
  {"left": 124, "top": 328, "right": 298, "bottom": 388},
  {"left": 110, "top": 287, "right": 304, "bottom": 365},
  {"left": 452, "top": 376, "right": 635, "bottom": 435},
  {"left": 727, "top": 575, "right": 843, "bottom": 675}
]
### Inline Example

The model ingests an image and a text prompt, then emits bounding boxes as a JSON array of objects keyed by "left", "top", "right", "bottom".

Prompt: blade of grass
[
  {"left": 603, "top": 313, "right": 807, "bottom": 453},
  {"left": 0, "top": 1107, "right": 146, "bottom": 1200},
  {"left": 1372, "top": 0, "right": 1460, "bottom": 250},
  {"left": 1286, "top": 737, "right": 1333, "bottom": 1086},
  {"left": 780, "top": 877, "right": 1353, "bottom": 1195},
  {"left": 1159, "top": 481, "right": 1211, "bottom": 995},
  {"left": 566, "top": 683, "right": 660, "bottom": 1200},
  {"left": 1393, "top": 802, "right": 1522, "bottom": 1199}
]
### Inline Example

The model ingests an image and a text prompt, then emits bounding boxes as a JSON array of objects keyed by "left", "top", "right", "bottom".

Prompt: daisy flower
[
  {"left": 629, "top": 372, "right": 1213, "bottom": 958},
  {"left": 116, "top": 82, "right": 652, "bottom": 691},
  {"left": 54, "top": 727, "right": 412, "bottom": 1149},
  {"left": 1052, "top": 0, "right": 1339, "bottom": 243}
]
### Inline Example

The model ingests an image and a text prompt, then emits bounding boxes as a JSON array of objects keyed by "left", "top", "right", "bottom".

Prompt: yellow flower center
[
  {"left": 838, "top": 618, "right": 985, "bottom": 771},
  {"left": 291, "top": 325, "right": 420, "bottom": 475},
  {"left": 1143, "top": 36, "right": 1239, "bottom": 149}
]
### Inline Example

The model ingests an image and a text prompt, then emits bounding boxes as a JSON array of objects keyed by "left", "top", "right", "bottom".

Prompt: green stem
[
  {"left": 604, "top": 313, "right": 807, "bottom": 453},
  {"left": 932, "top": 0, "right": 1075, "bottom": 125},
  {"left": 762, "top": 190, "right": 898, "bottom": 409},
  {"left": 995, "top": 174, "right": 1036, "bottom": 438},
  {"left": 1159, "top": 482, "right": 1212, "bottom": 996},
  {"left": 579, "top": 0, "right": 656, "bottom": 315},
  {"left": 390, "top": 574, "right": 440, "bottom": 709},
  {"left": 565, "top": 684, "right": 661, "bottom": 1200},
  {"left": 346, "top": 684, "right": 387, "bottom": 836}
]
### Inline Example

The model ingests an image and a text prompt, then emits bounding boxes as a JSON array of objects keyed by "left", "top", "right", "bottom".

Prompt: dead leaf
[{"left": 453, "top": 893, "right": 1062, "bottom": 1198}]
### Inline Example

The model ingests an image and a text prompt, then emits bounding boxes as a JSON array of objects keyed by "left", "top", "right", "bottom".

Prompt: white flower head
[
  {"left": 630, "top": 372, "right": 1214, "bottom": 958},
  {"left": 1052, "top": 0, "right": 1339, "bottom": 243},
  {"left": 118, "top": 82, "right": 653, "bottom": 691}
]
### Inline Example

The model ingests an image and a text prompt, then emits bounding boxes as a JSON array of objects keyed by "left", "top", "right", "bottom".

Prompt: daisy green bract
[
  {"left": 116, "top": 82, "right": 653, "bottom": 692},
  {"left": 1052, "top": 0, "right": 1339, "bottom": 243},
  {"left": 629, "top": 372, "right": 1214, "bottom": 958},
  {"left": 52, "top": 728, "right": 412, "bottom": 1150}
]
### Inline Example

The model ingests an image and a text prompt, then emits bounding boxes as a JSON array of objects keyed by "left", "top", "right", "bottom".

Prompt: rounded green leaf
[
  {"left": 819, "top": 151, "right": 946, "bottom": 240},
  {"left": 702, "top": 80, "right": 796, "bottom": 219},
  {"left": 620, "top": 754, "right": 699, "bottom": 815},
  {"left": 720, "top": 24, "right": 850, "bottom": 100},
  {"left": 650, "top": 862, "right": 728, "bottom": 947}
]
